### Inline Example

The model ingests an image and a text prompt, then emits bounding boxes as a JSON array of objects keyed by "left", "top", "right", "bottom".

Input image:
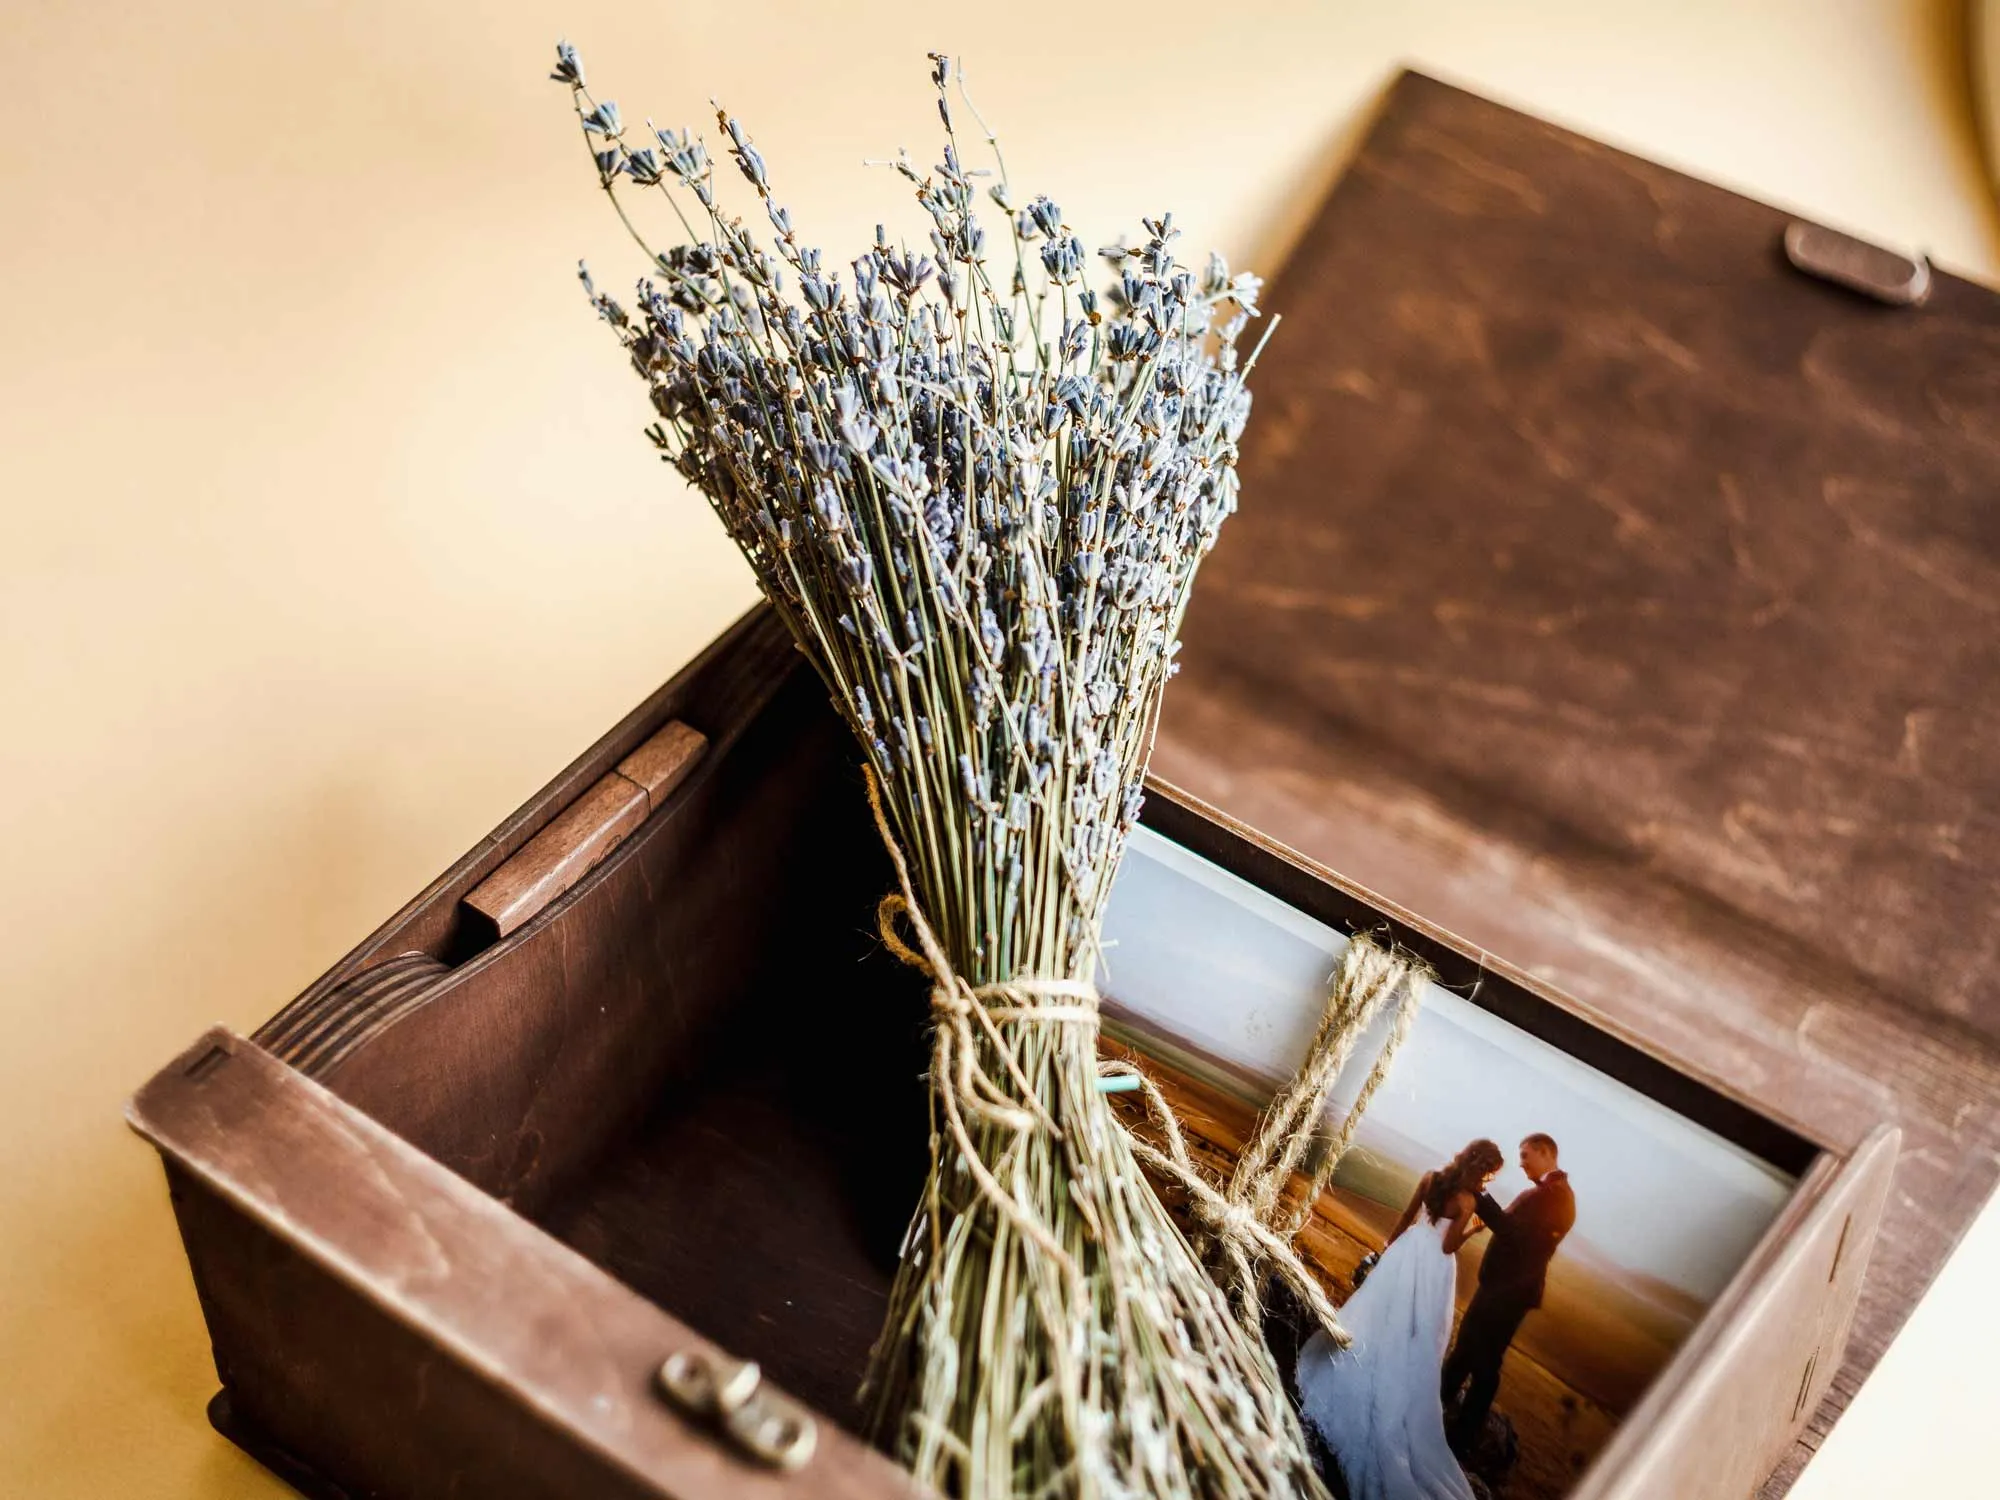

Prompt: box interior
[
  {"left": 259, "top": 631, "right": 936, "bottom": 1436},
  {"left": 254, "top": 614, "right": 1821, "bottom": 1455}
]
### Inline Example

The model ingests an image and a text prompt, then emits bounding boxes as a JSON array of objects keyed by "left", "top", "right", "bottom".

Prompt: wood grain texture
[
  {"left": 1156, "top": 71, "right": 2000, "bottom": 1492},
  {"left": 463, "top": 771, "right": 651, "bottom": 937},
  {"left": 126, "top": 1028, "right": 921, "bottom": 1500},
  {"left": 619, "top": 720, "right": 709, "bottom": 805},
  {"left": 459, "top": 717, "right": 706, "bottom": 940}
]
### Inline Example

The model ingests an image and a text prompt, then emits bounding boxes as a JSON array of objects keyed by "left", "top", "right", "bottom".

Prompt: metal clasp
[
  {"left": 1782, "top": 220, "right": 1931, "bottom": 307},
  {"left": 656, "top": 1348, "right": 817, "bottom": 1473}
]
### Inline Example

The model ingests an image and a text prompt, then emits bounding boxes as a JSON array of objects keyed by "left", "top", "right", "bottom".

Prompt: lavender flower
[{"left": 554, "top": 42, "right": 1297, "bottom": 1500}]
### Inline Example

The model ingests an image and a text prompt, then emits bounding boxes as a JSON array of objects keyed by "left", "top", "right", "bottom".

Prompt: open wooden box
[{"left": 130, "top": 606, "right": 1897, "bottom": 1500}]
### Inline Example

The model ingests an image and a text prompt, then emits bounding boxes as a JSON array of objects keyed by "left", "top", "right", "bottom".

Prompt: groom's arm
[
  {"left": 1485, "top": 1184, "right": 1571, "bottom": 1245},
  {"left": 1475, "top": 1184, "right": 1552, "bottom": 1240}
]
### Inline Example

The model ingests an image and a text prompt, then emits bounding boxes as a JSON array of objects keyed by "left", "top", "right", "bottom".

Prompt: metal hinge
[{"left": 655, "top": 1347, "right": 818, "bottom": 1474}]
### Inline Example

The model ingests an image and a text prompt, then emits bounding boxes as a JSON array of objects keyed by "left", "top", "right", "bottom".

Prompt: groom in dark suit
[{"left": 1442, "top": 1132, "right": 1576, "bottom": 1455}]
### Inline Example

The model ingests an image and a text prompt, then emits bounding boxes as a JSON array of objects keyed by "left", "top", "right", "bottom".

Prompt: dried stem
[{"left": 553, "top": 42, "right": 1315, "bottom": 1498}]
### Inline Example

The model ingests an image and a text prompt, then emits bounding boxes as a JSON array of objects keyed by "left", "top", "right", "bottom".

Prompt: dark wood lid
[{"left": 1156, "top": 71, "right": 2000, "bottom": 1493}]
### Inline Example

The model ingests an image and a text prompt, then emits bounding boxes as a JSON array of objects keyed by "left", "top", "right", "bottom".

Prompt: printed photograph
[{"left": 1095, "top": 826, "right": 1798, "bottom": 1500}]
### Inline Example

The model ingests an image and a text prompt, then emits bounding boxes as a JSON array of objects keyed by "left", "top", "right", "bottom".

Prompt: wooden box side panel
[
  {"left": 1576, "top": 1127, "right": 1898, "bottom": 1500},
  {"left": 304, "top": 666, "right": 854, "bottom": 1217},
  {"left": 128, "top": 1029, "right": 918, "bottom": 1500},
  {"left": 165, "top": 1165, "right": 670, "bottom": 1500},
  {"left": 244, "top": 606, "right": 868, "bottom": 1226}
]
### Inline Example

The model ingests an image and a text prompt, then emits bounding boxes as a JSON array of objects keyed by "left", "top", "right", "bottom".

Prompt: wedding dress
[{"left": 1295, "top": 1213, "right": 1476, "bottom": 1500}]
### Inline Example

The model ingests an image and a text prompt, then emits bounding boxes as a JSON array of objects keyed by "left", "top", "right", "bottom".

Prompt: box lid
[{"left": 1157, "top": 71, "right": 2000, "bottom": 1493}]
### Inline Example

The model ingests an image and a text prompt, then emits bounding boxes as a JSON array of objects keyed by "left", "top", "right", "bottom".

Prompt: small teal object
[{"left": 1096, "top": 1074, "right": 1143, "bottom": 1094}]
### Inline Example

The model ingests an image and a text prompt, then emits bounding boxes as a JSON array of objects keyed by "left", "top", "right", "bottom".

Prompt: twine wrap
[{"left": 873, "top": 882, "right": 1100, "bottom": 1293}]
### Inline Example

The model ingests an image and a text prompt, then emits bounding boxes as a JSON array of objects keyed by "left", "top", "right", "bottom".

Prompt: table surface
[{"left": 3, "top": 3, "right": 1993, "bottom": 1496}]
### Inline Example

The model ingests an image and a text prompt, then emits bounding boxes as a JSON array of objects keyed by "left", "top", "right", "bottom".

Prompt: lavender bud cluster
[{"left": 559, "top": 45, "right": 1270, "bottom": 980}]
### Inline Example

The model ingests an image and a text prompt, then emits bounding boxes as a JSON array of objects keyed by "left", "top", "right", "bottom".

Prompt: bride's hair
[{"left": 1424, "top": 1138, "right": 1504, "bottom": 1221}]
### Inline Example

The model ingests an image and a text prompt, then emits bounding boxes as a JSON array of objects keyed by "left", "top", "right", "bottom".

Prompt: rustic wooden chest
[{"left": 130, "top": 606, "right": 1898, "bottom": 1500}]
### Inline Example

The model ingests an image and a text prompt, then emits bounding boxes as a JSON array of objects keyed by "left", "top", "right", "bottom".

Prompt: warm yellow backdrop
[{"left": 4, "top": 3, "right": 1995, "bottom": 1496}]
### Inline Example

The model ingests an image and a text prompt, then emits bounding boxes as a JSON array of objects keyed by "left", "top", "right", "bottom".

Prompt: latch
[
  {"left": 655, "top": 1347, "right": 817, "bottom": 1473},
  {"left": 1783, "top": 220, "right": 1931, "bottom": 306}
]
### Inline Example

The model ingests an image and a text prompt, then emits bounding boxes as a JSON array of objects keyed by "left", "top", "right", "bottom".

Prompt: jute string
[{"left": 863, "top": 767, "right": 1431, "bottom": 1352}]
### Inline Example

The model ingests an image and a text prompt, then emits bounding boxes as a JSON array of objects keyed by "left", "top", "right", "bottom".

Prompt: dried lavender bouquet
[{"left": 554, "top": 45, "right": 1322, "bottom": 1499}]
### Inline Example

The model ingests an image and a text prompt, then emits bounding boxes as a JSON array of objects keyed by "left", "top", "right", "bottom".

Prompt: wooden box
[{"left": 129, "top": 606, "right": 1899, "bottom": 1500}]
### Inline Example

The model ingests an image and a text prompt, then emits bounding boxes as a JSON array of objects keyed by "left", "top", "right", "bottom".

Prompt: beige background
[{"left": 3, "top": 2, "right": 1995, "bottom": 1494}]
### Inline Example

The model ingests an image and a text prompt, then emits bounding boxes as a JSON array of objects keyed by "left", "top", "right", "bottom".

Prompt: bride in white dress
[{"left": 1295, "top": 1139, "right": 1506, "bottom": 1500}]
